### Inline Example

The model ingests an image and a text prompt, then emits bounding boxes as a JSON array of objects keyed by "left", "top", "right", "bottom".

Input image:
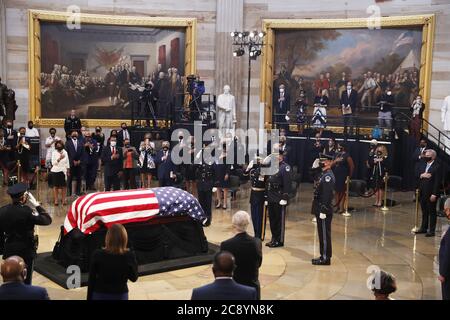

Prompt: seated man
[
  {"left": 191, "top": 251, "right": 257, "bottom": 300},
  {"left": 0, "top": 256, "right": 49, "bottom": 300}
]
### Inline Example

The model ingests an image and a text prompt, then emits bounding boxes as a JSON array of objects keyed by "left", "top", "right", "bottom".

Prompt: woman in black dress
[
  {"left": 15, "top": 127, "right": 32, "bottom": 185},
  {"left": 332, "top": 143, "right": 354, "bottom": 213},
  {"left": 87, "top": 224, "right": 138, "bottom": 300},
  {"left": 214, "top": 143, "right": 231, "bottom": 210},
  {"left": 369, "top": 145, "right": 389, "bottom": 207}
]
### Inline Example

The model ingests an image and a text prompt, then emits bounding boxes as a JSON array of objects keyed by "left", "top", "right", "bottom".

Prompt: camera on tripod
[{"left": 186, "top": 74, "right": 205, "bottom": 97}]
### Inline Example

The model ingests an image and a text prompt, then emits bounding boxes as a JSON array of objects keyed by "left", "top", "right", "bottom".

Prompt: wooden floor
[{"left": 0, "top": 180, "right": 447, "bottom": 300}]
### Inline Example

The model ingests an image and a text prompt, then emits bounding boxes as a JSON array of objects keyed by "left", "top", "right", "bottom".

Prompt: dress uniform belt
[{"left": 252, "top": 187, "right": 265, "bottom": 191}]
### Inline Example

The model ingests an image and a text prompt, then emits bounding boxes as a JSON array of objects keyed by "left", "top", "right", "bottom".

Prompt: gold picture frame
[
  {"left": 28, "top": 9, "right": 197, "bottom": 127},
  {"left": 260, "top": 15, "right": 435, "bottom": 129}
]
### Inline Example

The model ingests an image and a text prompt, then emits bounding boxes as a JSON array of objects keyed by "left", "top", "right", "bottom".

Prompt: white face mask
[
  {"left": 347, "top": 86, "right": 352, "bottom": 90},
  {"left": 387, "top": 91, "right": 392, "bottom": 96},
  {"left": 110, "top": 141, "right": 117, "bottom": 147},
  {"left": 280, "top": 88, "right": 284, "bottom": 93}
]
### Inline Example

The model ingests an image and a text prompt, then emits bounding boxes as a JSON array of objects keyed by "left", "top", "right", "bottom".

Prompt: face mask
[
  {"left": 328, "top": 141, "right": 334, "bottom": 147},
  {"left": 112, "top": 134, "right": 117, "bottom": 137},
  {"left": 72, "top": 136, "right": 77, "bottom": 139},
  {"left": 110, "top": 141, "right": 117, "bottom": 147},
  {"left": 125, "top": 144, "right": 130, "bottom": 148},
  {"left": 28, "top": 125, "right": 33, "bottom": 129},
  {"left": 387, "top": 91, "right": 392, "bottom": 95},
  {"left": 280, "top": 89, "right": 284, "bottom": 93},
  {"left": 50, "top": 132, "right": 55, "bottom": 137},
  {"left": 163, "top": 147, "right": 169, "bottom": 151},
  {"left": 122, "top": 127, "right": 127, "bottom": 130},
  {"left": 56, "top": 146, "right": 63, "bottom": 151},
  {"left": 423, "top": 156, "right": 432, "bottom": 162},
  {"left": 319, "top": 162, "right": 325, "bottom": 168},
  {"left": 6, "top": 124, "right": 12, "bottom": 128},
  {"left": 347, "top": 86, "right": 352, "bottom": 90}
]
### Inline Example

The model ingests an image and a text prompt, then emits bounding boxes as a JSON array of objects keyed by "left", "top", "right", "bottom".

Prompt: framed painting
[
  {"left": 28, "top": 10, "right": 197, "bottom": 127},
  {"left": 260, "top": 15, "right": 435, "bottom": 128}
]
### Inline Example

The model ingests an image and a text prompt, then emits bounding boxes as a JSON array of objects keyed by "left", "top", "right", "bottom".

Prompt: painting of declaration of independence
[
  {"left": 273, "top": 27, "right": 423, "bottom": 113},
  {"left": 40, "top": 22, "right": 186, "bottom": 120}
]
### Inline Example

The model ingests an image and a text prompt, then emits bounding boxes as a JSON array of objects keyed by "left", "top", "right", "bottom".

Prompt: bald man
[
  {"left": 0, "top": 256, "right": 49, "bottom": 300},
  {"left": 191, "top": 251, "right": 257, "bottom": 300}
]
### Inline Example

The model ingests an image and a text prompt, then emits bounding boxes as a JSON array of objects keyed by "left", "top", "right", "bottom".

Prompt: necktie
[
  {"left": 73, "top": 139, "right": 77, "bottom": 151},
  {"left": 425, "top": 163, "right": 431, "bottom": 173},
  {"left": 112, "top": 146, "right": 115, "bottom": 155}
]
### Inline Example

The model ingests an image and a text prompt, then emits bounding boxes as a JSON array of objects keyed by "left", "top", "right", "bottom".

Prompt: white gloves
[
  {"left": 264, "top": 201, "right": 268, "bottom": 206},
  {"left": 170, "top": 171, "right": 176, "bottom": 179},
  {"left": 285, "top": 115, "right": 290, "bottom": 121},
  {"left": 246, "top": 160, "right": 254, "bottom": 171},
  {"left": 319, "top": 213, "right": 326, "bottom": 220},
  {"left": 279, "top": 199, "right": 287, "bottom": 206},
  {"left": 312, "top": 158, "right": 320, "bottom": 169},
  {"left": 212, "top": 187, "right": 217, "bottom": 193},
  {"left": 27, "top": 192, "right": 41, "bottom": 207}
]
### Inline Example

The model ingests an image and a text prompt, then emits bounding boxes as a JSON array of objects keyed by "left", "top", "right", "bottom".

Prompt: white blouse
[{"left": 50, "top": 149, "right": 70, "bottom": 175}]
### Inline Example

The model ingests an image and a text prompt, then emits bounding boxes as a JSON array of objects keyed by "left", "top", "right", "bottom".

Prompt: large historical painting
[
  {"left": 40, "top": 22, "right": 185, "bottom": 120},
  {"left": 273, "top": 27, "right": 423, "bottom": 110}
]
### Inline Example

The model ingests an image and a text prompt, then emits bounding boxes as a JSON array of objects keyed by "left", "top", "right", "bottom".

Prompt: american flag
[{"left": 64, "top": 187, "right": 207, "bottom": 235}]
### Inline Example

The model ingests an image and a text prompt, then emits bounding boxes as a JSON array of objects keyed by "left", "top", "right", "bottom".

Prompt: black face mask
[
  {"left": 28, "top": 125, "right": 33, "bottom": 129},
  {"left": 56, "top": 146, "right": 63, "bottom": 151},
  {"left": 72, "top": 136, "right": 77, "bottom": 140},
  {"left": 319, "top": 162, "right": 325, "bottom": 168},
  {"left": 122, "top": 127, "right": 127, "bottom": 131},
  {"left": 163, "top": 147, "right": 169, "bottom": 151},
  {"left": 6, "top": 124, "right": 12, "bottom": 129},
  {"left": 423, "top": 156, "right": 432, "bottom": 162},
  {"left": 125, "top": 144, "right": 130, "bottom": 148}
]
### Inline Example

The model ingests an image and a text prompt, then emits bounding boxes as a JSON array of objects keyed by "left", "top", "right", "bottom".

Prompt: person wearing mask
[
  {"left": 410, "top": 95, "right": 425, "bottom": 143},
  {"left": 311, "top": 89, "right": 328, "bottom": 135},
  {"left": 92, "top": 126, "right": 105, "bottom": 158},
  {"left": 117, "top": 122, "right": 131, "bottom": 148},
  {"left": 122, "top": 138, "right": 138, "bottom": 189},
  {"left": 191, "top": 251, "right": 257, "bottom": 300},
  {"left": 44, "top": 128, "right": 61, "bottom": 174},
  {"left": 0, "top": 256, "right": 49, "bottom": 300},
  {"left": 15, "top": 127, "right": 32, "bottom": 185},
  {"left": 101, "top": 136, "right": 123, "bottom": 191},
  {"left": 414, "top": 149, "right": 440, "bottom": 237},
  {"left": 412, "top": 139, "right": 428, "bottom": 194},
  {"left": 63, "top": 109, "right": 82, "bottom": 137},
  {"left": 195, "top": 145, "right": 216, "bottom": 226},
  {"left": 220, "top": 211, "right": 263, "bottom": 299},
  {"left": 138, "top": 136, "right": 156, "bottom": 188},
  {"left": 0, "top": 130, "right": 12, "bottom": 185},
  {"left": 295, "top": 91, "right": 308, "bottom": 134},
  {"left": 340, "top": 82, "right": 357, "bottom": 135},
  {"left": 0, "top": 183, "right": 52, "bottom": 284},
  {"left": 83, "top": 132, "right": 100, "bottom": 191},
  {"left": 155, "top": 141, "right": 176, "bottom": 187},
  {"left": 87, "top": 224, "right": 138, "bottom": 300},
  {"left": 365, "top": 139, "right": 378, "bottom": 190},
  {"left": 65, "top": 130, "right": 84, "bottom": 196},
  {"left": 50, "top": 140, "right": 70, "bottom": 205},
  {"left": 3, "top": 119, "right": 17, "bottom": 160},
  {"left": 368, "top": 145, "right": 389, "bottom": 207},
  {"left": 279, "top": 135, "right": 291, "bottom": 165},
  {"left": 243, "top": 156, "right": 265, "bottom": 238},
  {"left": 107, "top": 129, "right": 119, "bottom": 146},
  {"left": 25, "top": 121, "right": 39, "bottom": 138},
  {"left": 376, "top": 87, "right": 395, "bottom": 130},
  {"left": 438, "top": 198, "right": 450, "bottom": 300},
  {"left": 273, "top": 84, "right": 290, "bottom": 130},
  {"left": 370, "top": 270, "right": 397, "bottom": 300},
  {"left": 325, "top": 137, "right": 337, "bottom": 158},
  {"left": 184, "top": 136, "right": 197, "bottom": 194},
  {"left": 214, "top": 144, "right": 231, "bottom": 210},
  {"left": 332, "top": 143, "right": 354, "bottom": 214}
]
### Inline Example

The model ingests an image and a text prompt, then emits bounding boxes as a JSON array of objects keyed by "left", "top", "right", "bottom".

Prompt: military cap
[
  {"left": 319, "top": 153, "right": 334, "bottom": 161},
  {"left": 7, "top": 183, "right": 28, "bottom": 197}
]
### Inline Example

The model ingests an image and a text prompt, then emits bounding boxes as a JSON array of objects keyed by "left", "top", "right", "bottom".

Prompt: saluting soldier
[
  {"left": 196, "top": 145, "right": 216, "bottom": 226},
  {"left": 311, "top": 154, "right": 335, "bottom": 265},
  {"left": 264, "top": 146, "right": 292, "bottom": 248},
  {"left": 0, "top": 183, "right": 52, "bottom": 284}
]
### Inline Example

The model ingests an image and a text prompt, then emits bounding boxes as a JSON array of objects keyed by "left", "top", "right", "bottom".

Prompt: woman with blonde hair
[
  {"left": 87, "top": 224, "right": 138, "bottom": 300},
  {"left": 368, "top": 145, "right": 389, "bottom": 207}
]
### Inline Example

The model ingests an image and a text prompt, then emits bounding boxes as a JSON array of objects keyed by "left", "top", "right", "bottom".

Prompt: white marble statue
[
  {"left": 216, "top": 85, "right": 236, "bottom": 137},
  {"left": 441, "top": 95, "right": 450, "bottom": 154}
]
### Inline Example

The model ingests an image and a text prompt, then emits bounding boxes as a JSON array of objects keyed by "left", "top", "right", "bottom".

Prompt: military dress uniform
[
  {"left": 196, "top": 161, "right": 215, "bottom": 226},
  {"left": 244, "top": 164, "right": 266, "bottom": 239},
  {"left": 64, "top": 116, "right": 82, "bottom": 137},
  {"left": 311, "top": 167, "right": 335, "bottom": 265},
  {"left": 265, "top": 158, "right": 292, "bottom": 247},
  {"left": 0, "top": 183, "right": 52, "bottom": 284}
]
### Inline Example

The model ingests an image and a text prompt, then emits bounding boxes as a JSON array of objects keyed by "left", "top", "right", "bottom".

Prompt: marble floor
[{"left": 0, "top": 181, "right": 447, "bottom": 300}]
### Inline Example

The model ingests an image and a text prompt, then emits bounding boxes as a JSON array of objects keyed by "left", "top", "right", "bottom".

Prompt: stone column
[{"left": 0, "top": 0, "right": 6, "bottom": 80}]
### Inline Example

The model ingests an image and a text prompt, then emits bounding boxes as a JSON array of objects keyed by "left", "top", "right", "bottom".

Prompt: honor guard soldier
[
  {"left": 244, "top": 156, "right": 265, "bottom": 239},
  {"left": 311, "top": 154, "right": 335, "bottom": 265},
  {"left": 196, "top": 146, "right": 216, "bottom": 226},
  {"left": 264, "top": 146, "right": 292, "bottom": 248},
  {"left": 64, "top": 109, "right": 82, "bottom": 137},
  {"left": 0, "top": 183, "right": 52, "bottom": 284}
]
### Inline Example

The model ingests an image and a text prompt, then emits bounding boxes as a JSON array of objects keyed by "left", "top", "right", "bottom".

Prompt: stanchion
[
  {"left": 261, "top": 203, "right": 268, "bottom": 241},
  {"left": 17, "top": 160, "right": 21, "bottom": 183},
  {"left": 342, "top": 176, "right": 351, "bottom": 217},
  {"left": 35, "top": 166, "right": 40, "bottom": 202},
  {"left": 381, "top": 172, "right": 389, "bottom": 212},
  {"left": 411, "top": 189, "right": 420, "bottom": 233}
]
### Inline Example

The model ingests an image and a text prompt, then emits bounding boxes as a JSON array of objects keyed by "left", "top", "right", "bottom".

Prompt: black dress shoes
[
  {"left": 265, "top": 240, "right": 274, "bottom": 247},
  {"left": 311, "top": 257, "right": 322, "bottom": 264},
  {"left": 414, "top": 229, "right": 427, "bottom": 234},
  {"left": 267, "top": 241, "right": 284, "bottom": 248},
  {"left": 312, "top": 258, "right": 331, "bottom": 265},
  {"left": 425, "top": 232, "right": 435, "bottom": 237}
]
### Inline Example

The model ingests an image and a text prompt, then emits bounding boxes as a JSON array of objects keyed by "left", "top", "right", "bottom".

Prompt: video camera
[{"left": 186, "top": 74, "right": 205, "bottom": 97}]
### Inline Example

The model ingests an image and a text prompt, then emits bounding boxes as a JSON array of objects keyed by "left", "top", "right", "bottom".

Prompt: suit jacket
[
  {"left": 0, "top": 282, "right": 49, "bottom": 300},
  {"left": 65, "top": 138, "right": 84, "bottom": 167},
  {"left": 439, "top": 227, "right": 450, "bottom": 278},
  {"left": 3, "top": 128, "right": 18, "bottom": 148},
  {"left": 417, "top": 161, "right": 440, "bottom": 197},
  {"left": 155, "top": 149, "right": 176, "bottom": 180},
  {"left": 273, "top": 91, "right": 290, "bottom": 113},
  {"left": 412, "top": 146, "right": 427, "bottom": 177},
  {"left": 101, "top": 145, "right": 124, "bottom": 177},
  {"left": 117, "top": 129, "right": 131, "bottom": 148},
  {"left": 191, "top": 278, "right": 257, "bottom": 300},
  {"left": 220, "top": 233, "right": 262, "bottom": 292},
  {"left": 280, "top": 143, "right": 292, "bottom": 165},
  {"left": 340, "top": 89, "right": 358, "bottom": 111}
]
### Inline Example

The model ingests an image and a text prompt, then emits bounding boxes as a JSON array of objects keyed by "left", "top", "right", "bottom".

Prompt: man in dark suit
[
  {"left": 279, "top": 135, "right": 292, "bottom": 165},
  {"left": 415, "top": 149, "right": 440, "bottom": 237},
  {"left": 155, "top": 141, "right": 176, "bottom": 187},
  {"left": 191, "top": 251, "right": 257, "bottom": 300},
  {"left": 220, "top": 211, "right": 262, "bottom": 299},
  {"left": 2, "top": 119, "right": 17, "bottom": 166},
  {"left": 272, "top": 84, "right": 290, "bottom": 130},
  {"left": 117, "top": 122, "right": 131, "bottom": 148},
  {"left": 412, "top": 139, "right": 428, "bottom": 190},
  {"left": 0, "top": 256, "right": 49, "bottom": 300},
  {"left": 65, "top": 130, "right": 84, "bottom": 196},
  {"left": 439, "top": 198, "right": 450, "bottom": 300},
  {"left": 340, "top": 82, "right": 357, "bottom": 135},
  {"left": 101, "top": 135, "right": 123, "bottom": 191}
]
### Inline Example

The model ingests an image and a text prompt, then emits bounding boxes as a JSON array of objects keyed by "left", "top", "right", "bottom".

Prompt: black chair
[{"left": 228, "top": 175, "right": 241, "bottom": 201}]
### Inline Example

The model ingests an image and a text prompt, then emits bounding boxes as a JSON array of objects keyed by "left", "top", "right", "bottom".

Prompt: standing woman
[
  {"left": 214, "top": 143, "right": 231, "bottom": 210},
  {"left": 409, "top": 95, "right": 425, "bottom": 143},
  {"left": 311, "top": 89, "right": 329, "bottom": 135},
  {"left": 369, "top": 145, "right": 389, "bottom": 207},
  {"left": 138, "top": 136, "right": 155, "bottom": 188},
  {"left": 332, "top": 143, "right": 354, "bottom": 213},
  {"left": 184, "top": 136, "right": 197, "bottom": 194},
  {"left": 87, "top": 224, "right": 138, "bottom": 300},
  {"left": 50, "top": 140, "right": 70, "bottom": 205}
]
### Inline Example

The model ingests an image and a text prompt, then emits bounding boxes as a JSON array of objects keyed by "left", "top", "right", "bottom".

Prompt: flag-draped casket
[{"left": 54, "top": 187, "right": 209, "bottom": 271}]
